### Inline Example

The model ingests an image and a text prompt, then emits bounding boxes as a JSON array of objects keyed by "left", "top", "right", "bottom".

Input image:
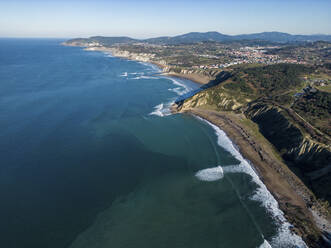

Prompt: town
[{"left": 82, "top": 39, "right": 330, "bottom": 72}]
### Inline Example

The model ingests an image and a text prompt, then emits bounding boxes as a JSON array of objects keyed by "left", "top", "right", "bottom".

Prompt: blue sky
[{"left": 0, "top": 0, "right": 330, "bottom": 38}]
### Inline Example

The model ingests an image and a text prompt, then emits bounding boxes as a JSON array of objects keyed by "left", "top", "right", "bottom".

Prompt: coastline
[
  {"left": 63, "top": 43, "right": 211, "bottom": 85},
  {"left": 173, "top": 107, "right": 330, "bottom": 247},
  {"left": 63, "top": 42, "right": 330, "bottom": 246},
  {"left": 160, "top": 72, "right": 210, "bottom": 84}
]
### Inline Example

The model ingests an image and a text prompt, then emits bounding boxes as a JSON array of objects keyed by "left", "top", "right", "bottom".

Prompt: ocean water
[{"left": 0, "top": 39, "right": 305, "bottom": 248}]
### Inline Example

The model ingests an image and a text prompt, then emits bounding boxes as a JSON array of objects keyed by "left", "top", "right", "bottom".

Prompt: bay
[{"left": 0, "top": 39, "right": 299, "bottom": 248}]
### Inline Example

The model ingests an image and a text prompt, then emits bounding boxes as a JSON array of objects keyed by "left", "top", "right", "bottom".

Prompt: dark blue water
[{"left": 0, "top": 39, "right": 304, "bottom": 248}]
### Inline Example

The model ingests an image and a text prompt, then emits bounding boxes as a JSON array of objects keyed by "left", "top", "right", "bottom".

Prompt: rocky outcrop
[
  {"left": 177, "top": 86, "right": 250, "bottom": 111},
  {"left": 62, "top": 40, "right": 93, "bottom": 47},
  {"left": 103, "top": 48, "right": 156, "bottom": 62},
  {"left": 164, "top": 67, "right": 219, "bottom": 79}
]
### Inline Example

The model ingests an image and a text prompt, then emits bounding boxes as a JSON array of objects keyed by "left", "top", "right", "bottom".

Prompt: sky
[{"left": 0, "top": 0, "right": 330, "bottom": 38}]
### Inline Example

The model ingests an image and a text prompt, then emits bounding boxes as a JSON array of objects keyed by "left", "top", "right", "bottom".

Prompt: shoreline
[
  {"left": 173, "top": 107, "right": 330, "bottom": 247},
  {"left": 63, "top": 42, "right": 330, "bottom": 246},
  {"left": 160, "top": 72, "right": 210, "bottom": 84},
  {"left": 63, "top": 43, "right": 211, "bottom": 85}
]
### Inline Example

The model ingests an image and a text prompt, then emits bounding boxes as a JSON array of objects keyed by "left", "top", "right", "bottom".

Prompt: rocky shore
[
  {"left": 102, "top": 46, "right": 216, "bottom": 85},
  {"left": 62, "top": 43, "right": 214, "bottom": 85},
  {"left": 172, "top": 106, "right": 331, "bottom": 247}
]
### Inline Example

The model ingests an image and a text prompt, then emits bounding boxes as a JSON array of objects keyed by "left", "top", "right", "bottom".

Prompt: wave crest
[
  {"left": 197, "top": 116, "right": 307, "bottom": 248},
  {"left": 195, "top": 166, "right": 224, "bottom": 181},
  {"left": 149, "top": 103, "right": 172, "bottom": 117}
]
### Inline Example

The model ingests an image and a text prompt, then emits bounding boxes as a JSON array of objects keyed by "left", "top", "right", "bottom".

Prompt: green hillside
[{"left": 177, "top": 63, "right": 331, "bottom": 204}]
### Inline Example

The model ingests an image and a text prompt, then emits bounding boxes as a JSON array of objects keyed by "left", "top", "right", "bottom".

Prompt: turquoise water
[{"left": 0, "top": 39, "right": 305, "bottom": 248}]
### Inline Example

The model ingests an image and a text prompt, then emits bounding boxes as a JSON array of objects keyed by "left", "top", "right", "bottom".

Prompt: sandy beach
[{"left": 160, "top": 72, "right": 210, "bottom": 84}]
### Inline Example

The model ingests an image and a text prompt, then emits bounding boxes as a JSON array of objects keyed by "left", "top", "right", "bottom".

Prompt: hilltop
[
  {"left": 64, "top": 34, "right": 331, "bottom": 87},
  {"left": 65, "top": 31, "right": 331, "bottom": 45}
]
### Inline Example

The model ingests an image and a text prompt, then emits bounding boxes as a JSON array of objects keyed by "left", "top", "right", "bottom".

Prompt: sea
[{"left": 0, "top": 38, "right": 307, "bottom": 248}]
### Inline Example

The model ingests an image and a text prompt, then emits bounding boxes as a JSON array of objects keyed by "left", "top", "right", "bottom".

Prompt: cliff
[
  {"left": 245, "top": 102, "right": 331, "bottom": 202},
  {"left": 175, "top": 63, "right": 331, "bottom": 247},
  {"left": 106, "top": 47, "right": 217, "bottom": 84},
  {"left": 163, "top": 67, "right": 219, "bottom": 84},
  {"left": 177, "top": 65, "right": 331, "bottom": 202},
  {"left": 68, "top": 44, "right": 216, "bottom": 85},
  {"left": 177, "top": 87, "right": 331, "bottom": 201}
]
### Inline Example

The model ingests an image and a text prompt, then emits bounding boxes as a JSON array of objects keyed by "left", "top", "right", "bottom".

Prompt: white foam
[
  {"left": 120, "top": 72, "right": 128, "bottom": 77},
  {"left": 138, "top": 62, "right": 161, "bottom": 72},
  {"left": 129, "top": 72, "right": 144, "bottom": 75},
  {"left": 131, "top": 76, "right": 142, "bottom": 80},
  {"left": 168, "top": 87, "right": 183, "bottom": 95},
  {"left": 196, "top": 116, "right": 307, "bottom": 248},
  {"left": 259, "top": 239, "right": 273, "bottom": 248},
  {"left": 148, "top": 77, "right": 194, "bottom": 117},
  {"left": 131, "top": 75, "right": 158, "bottom": 80},
  {"left": 149, "top": 102, "right": 172, "bottom": 117},
  {"left": 195, "top": 166, "right": 224, "bottom": 181},
  {"left": 166, "top": 77, "right": 192, "bottom": 95}
]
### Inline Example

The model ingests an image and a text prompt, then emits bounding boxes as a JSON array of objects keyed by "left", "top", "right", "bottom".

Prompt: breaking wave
[
  {"left": 259, "top": 239, "right": 273, "bottom": 248},
  {"left": 149, "top": 77, "right": 194, "bottom": 117},
  {"left": 129, "top": 72, "right": 144, "bottom": 76},
  {"left": 149, "top": 103, "right": 172, "bottom": 117},
  {"left": 196, "top": 116, "right": 307, "bottom": 248},
  {"left": 168, "top": 87, "right": 183, "bottom": 95},
  {"left": 131, "top": 75, "right": 158, "bottom": 80},
  {"left": 138, "top": 62, "right": 161, "bottom": 72},
  {"left": 166, "top": 77, "right": 192, "bottom": 95},
  {"left": 120, "top": 72, "right": 128, "bottom": 77},
  {"left": 195, "top": 166, "right": 224, "bottom": 181}
]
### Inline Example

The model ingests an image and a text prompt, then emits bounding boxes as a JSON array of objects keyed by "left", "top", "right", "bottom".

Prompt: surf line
[
  {"left": 195, "top": 116, "right": 307, "bottom": 247},
  {"left": 149, "top": 77, "right": 193, "bottom": 117},
  {"left": 194, "top": 115, "right": 266, "bottom": 245}
]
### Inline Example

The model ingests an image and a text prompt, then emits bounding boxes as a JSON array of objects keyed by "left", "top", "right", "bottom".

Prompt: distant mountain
[
  {"left": 66, "top": 31, "right": 331, "bottom": 46},
  {"left": 65, "top": 36, "right": 137, "bottom": 46},
  {"left": 87, "top": 36, "right": 137, "bottom": 45},
  {"left": 234, "top": 31, "right": 331, "bottom": 43},
  {"left": 145, "top": 32, "right": 232, "bottom": 44},
  {"left": 143, "top": 36, "right": 172, "bottom": 44}
]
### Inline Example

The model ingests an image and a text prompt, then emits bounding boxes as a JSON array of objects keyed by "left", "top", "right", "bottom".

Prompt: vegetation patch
[{"left": 293, "top": 90, "right": 331, "bottom": 136}]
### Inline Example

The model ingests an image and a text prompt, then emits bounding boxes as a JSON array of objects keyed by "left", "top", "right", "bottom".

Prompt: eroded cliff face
[
  {"left": 244, "top": 103, "right": 331, "bottom": 202},
  {"left": 63, "top": 42, "right": 219, "bottom": 84},
  {"left": 177, "top": 91, "right": 331, "bottom": 203},
  {"left": 164, "top": 67, "right": 218, "bottom": 78},
  {"left": 177, "top": 87, "right": 249, "bottom": 111},
  {"left": 107, "top": 48, "right": 156, "bottom": 63}
]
